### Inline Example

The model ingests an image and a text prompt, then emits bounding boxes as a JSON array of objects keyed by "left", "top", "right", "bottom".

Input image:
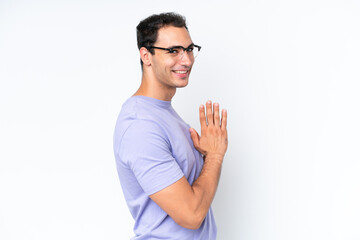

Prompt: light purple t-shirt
[{"left": 113, "top": 96, "right": 217, "bottom": 240}]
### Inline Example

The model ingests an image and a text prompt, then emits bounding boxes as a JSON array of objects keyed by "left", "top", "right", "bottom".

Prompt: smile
[{"left": 172, "top": 70, "right": 189, "bottom": 74}]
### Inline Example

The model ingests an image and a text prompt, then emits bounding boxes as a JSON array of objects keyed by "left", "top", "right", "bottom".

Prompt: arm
[{"left": 150, "top": 101, "right": 228, "bottom": 229}]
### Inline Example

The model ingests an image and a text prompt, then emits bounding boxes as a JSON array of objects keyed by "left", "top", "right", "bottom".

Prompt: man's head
[
  {"left": 136, "top": 13, "right": 200, "bottom": 96},
  {"left": 136, "top": 12, "right": 188, "bottom": 67}
]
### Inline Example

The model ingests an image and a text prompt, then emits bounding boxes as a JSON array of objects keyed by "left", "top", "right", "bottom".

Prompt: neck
[{"left": 133, "top": 72, "right": 176, "bottom": 101}]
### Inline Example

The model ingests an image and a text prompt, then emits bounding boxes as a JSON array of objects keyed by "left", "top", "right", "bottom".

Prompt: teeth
[{"left": 174, "top": 70, "right": 187, "bottom": 74}]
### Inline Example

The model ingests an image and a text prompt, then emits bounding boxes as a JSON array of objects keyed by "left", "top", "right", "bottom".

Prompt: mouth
[
  {"left": 172, "top": 69, "right": 190, "bottom": 78},
  {"left": 173, "top": 70, "right": 188, "bottom": 74}
]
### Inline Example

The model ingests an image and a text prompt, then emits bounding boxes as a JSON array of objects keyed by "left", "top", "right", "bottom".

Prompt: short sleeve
[{"left": 118, "top": 119, "right": 184, "bottom": 195}]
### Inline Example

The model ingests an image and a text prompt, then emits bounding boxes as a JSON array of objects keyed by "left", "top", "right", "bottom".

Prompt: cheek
[
  {"left": 165, "top": 59, "right": 177, "bottom": 68},
  {"left": 153, "top": 57, "right": 176, "bottom": 70}
]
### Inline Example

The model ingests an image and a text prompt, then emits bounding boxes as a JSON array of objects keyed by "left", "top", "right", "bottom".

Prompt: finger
[
  {"left": 213, "top": 103, "right": 220, "bottom": 126},
  {"left": 206, "top": 100, "right": 213, "bottom": 125},
  {"left": 221, "top": 109, "right": 227, "bottom": 130},
  {"left": 199, "top": 104, "right": 207, "bottom": 128},
  {"left": 189, "top": 128, "right": 200, "bottom": 148}
]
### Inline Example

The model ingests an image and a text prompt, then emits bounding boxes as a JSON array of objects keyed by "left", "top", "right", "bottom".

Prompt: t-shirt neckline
[{"left": 132, "top": 95, "right": 172, "bottom": 108}]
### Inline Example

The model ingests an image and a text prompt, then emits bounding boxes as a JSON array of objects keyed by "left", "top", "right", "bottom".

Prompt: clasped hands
[{"left": 190, "top": 101, "right": 228, "bottom": 162}]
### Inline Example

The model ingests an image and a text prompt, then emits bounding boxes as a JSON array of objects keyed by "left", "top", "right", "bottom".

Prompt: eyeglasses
[{"left": 149, "top": 44, "right": 201, "bottom": 59}]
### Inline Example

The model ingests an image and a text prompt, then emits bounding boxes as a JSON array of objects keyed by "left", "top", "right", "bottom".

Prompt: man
[{"left": 113, "top": 12, "right": 228, "bottom": 239}]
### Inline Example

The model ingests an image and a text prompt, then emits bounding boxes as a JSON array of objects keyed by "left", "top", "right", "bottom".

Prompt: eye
[
  {"left": 187, "top": 47, "right": 194, "bottom": 52},
  {"left": 168, "top": 48, "right": 180, "bottom": 54}
]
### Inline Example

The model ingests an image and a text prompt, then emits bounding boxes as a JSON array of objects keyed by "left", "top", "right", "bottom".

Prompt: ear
[{"left": 140, "top": 47, "right": 152, "bottom": 67}]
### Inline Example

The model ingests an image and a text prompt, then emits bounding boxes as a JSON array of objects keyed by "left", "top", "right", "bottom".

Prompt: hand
[{"left": 190, "top": 101, "right": 228, "bottom": 162}]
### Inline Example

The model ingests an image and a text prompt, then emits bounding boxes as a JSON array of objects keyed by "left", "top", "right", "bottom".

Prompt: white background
[{"left": 1, "top": 0, "right": 360, "bottom": 239}]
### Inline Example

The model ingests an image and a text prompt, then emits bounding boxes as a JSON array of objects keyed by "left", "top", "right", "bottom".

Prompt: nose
[{"left": 179, "top": 50, "right": 193, "bottom": 66}]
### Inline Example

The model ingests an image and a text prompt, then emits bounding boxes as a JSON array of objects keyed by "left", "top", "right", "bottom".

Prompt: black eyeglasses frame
[{"left": 148, "top": 44, "right": 201, "bottom": 56}]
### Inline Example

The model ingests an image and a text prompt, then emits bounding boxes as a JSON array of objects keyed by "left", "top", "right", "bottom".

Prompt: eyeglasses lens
[{"left": 177, "top": 46, "right": 199, "bottom": 59}]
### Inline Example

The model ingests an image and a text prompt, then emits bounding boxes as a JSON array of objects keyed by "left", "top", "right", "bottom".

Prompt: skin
[
  {"left": 134, "top": 26, "right": 228, "bottom": 229},
  {"left": 134, "top": 26, "right": 193, "bottom": 100}
]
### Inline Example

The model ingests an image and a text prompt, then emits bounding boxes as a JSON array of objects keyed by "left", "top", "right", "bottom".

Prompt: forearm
[{"left": 190, "top": 155, "right": 223, "bottom": 226}]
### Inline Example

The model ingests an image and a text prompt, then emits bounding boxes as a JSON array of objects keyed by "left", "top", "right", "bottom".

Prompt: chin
[{"left": 176, "top": 79, "right": 189, "bottom": 88}]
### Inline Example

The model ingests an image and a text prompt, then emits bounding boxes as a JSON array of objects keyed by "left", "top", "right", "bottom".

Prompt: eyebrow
[{"left": 167, "top": 43, "right": 194, "bottom": 49}]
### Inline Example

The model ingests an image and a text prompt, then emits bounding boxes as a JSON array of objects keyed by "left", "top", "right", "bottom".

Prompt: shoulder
[
  {"left": 118, "top": 119, "right": 174, "bottom": 172},
  {"left": 114, "top": 97, "right": 173, "bottom": 155},
  {"left": 118, "top": 96, "right": 170, "bottom": 121},
  {"left": 115, "top": 118, "right": 170, "bottom": 155},
  {"left": 115, "top": 97, "right": 164, "bottom": 136},
  {"left": 124, "top": 119, "right": 167, "bottom": 140}
]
